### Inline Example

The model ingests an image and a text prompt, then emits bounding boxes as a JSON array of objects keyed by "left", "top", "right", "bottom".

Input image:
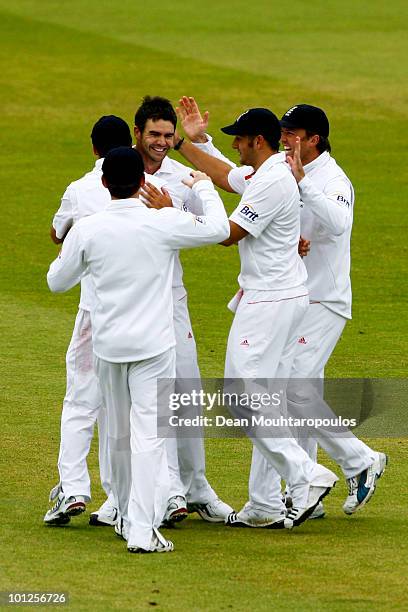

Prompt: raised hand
[
  {"left": 176, "top": 96, "right": 209, "bottom": 143},
  {"left": 285, "top": 136, "right": 305, "bottom": 183},
  {"left": 140, "top": 183, "right": 173, "bottom": 209}
]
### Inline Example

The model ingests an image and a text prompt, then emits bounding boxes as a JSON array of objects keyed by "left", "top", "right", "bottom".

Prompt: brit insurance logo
[{"left": 239, "top": 203, "right": 258, "bottom": 222}]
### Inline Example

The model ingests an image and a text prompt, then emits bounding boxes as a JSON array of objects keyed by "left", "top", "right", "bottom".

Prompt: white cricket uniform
[
  {"left": 250, "top": 152, "right": 376, "bottom": 511},
  {"left": 147, "top": 154, "right": 222, "bottom": 504},
  {"left": 47, "top": 182, "right": 229, "bottom": 549},
  {"left": 224, "top": 152, "right": 336, "bottom": 509},
  {"left": 52, "top": 159, "right": 165, "bottom": 500}
]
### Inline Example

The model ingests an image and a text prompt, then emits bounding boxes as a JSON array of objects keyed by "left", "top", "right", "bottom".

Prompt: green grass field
[{"left": 1, "top": 1, "right": 407, "bottom": 610}]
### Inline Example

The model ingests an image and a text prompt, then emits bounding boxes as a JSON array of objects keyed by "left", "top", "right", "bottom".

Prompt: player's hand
[
  {"left": 298, "top": 236, "right": 311, "bottom": 257},
  {"left": 286, "top": 136, "right": 305, "bottom": 183},
  {"left": 140, "top": 183, "right": 173, "bottom": 209},
  {"left": 176, "top": 96, "right": 209, "bottom": 143},
  {"left": 182, "top": 170, "right": 212, "bottom": 188}
]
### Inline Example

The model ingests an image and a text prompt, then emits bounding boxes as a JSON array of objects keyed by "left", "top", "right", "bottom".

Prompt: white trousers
[
  {"left": 167, "top": 287, "right": 217, "bottom": 503},
  {"left": 57, "top": 309, "right": 110, "bottom": 499},
  {"left": 94, "top": 349, "right": 175, "bottom": 549},
  {"left": 250, "top": 303, "right": 376, "bottom": 510},
  {"left": 57, "top": 287, "right": 215, "bottom": 504},
  {"left": 225, "top": 290, "right": 335, "bottom": 509}
]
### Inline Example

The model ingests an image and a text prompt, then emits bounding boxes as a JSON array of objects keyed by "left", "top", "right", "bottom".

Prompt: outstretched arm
[{"left": 175, "top": 98, "right": 235, "bottom": 193}]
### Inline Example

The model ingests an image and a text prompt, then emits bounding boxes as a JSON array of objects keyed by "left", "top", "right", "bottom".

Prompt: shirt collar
[
  {"left": 255, "top": 151, "right": 286, "bottom": 176},
  {"left": 151, "top": 155, "right": 174, "bottom": 176},
  {"left": 304, "top": 151, "right": 330, "bottom": 174},
  {"left": 94, "top": 158, "right": 104, "bottom": 171},
  {"left": 105, "top": 197, "right": 147, "bottom": 211}
]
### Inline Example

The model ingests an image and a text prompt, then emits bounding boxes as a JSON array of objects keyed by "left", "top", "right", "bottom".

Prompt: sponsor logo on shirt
[
  {"left": 335, "top": 194, "right": 350, "bottom": 207},
  {"left": 298, "top": 336, "right": 307, "bottom": 344},
  {"left": 239, "top": 204, "right": 258, "bottom": 222},
  {"left": 194, "top": 215, "right": 205, "bottom": 224},
  {"left": 240, "top": 339, "right": 249, "bottom": 346}
]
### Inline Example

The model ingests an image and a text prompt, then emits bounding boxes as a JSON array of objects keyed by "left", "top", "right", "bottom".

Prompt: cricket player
[
  {"left": 46, "top": 146, "right": 230, "bottom": 553},
  {"left": 248, "top": 104, "right": 387, "bottom": 520},
  {"left": 44, "top": 116, "right": 142, "bottom": 525},
  {"left": 179, "top": 98, "right": 387, "bottom": 523},
  {"left": 174, "top": 105, "right": 339, "bottom": 529},
  {"left": 103, "top": 95, "right": 233, "bottom": 526}
]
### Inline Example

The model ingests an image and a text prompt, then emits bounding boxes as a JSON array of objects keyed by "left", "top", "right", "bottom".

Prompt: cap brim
[
  {"left": 280, "top": 119, "right": 299, "bottom": 130},
  {"left": 221, "top": 124, "right": 241, "bottom": 135}
]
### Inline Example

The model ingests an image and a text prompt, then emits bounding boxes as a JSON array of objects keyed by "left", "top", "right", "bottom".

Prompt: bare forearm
[{"left": 177, "top": 140, "right": 235, "bottom": 193}]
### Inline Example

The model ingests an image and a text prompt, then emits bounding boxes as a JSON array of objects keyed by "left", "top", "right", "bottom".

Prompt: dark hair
[
  {"left": 134, "top": 96, "right": 177, "bottom": 133},
  {"left": 102, "top": 147, "right": 144, "bottom": 199},
  {"left": 91, "top": 115, "right": 132, "bottom": 157},
  {"left": 306, "top": 131, "right": 331, "bottom": 154}
]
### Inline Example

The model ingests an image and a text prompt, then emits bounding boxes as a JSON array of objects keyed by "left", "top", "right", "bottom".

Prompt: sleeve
[
  {"left": 47, "top": 223, "right": 88, "bottom": 293},
  {"left": 157, "top": 180, "right": 230, "bottom": 249},
  {"left": 227, "top": 165, "right": 255, "bottom": 195},
  {"left": 229, "top": 175, "right": 283, "bottom": 238},
  {"left": 193, "top": 134, "right": 237, "bottom": 168},
  {"left": 298, "top": 174, "right": 353, "bottom": 236},
  {"left": 52, "top": 185, "right": 76, "bottom": 239}
]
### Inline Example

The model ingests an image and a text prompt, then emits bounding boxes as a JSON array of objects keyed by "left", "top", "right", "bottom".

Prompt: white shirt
[
  {"left": 52, "top": 158, "right": 165, "bottom": 311},
  {"left": 228, "top": 152, "right": 308, "bottom": 294},
  {"left": 298, "top": 151, "right": 354, "bottom": 318},
  {"left": 47, "top": 181, "right": 229, "bottom": 363},
  {"left": 147, "top": 155, "right": 210, "bottom": 288}
]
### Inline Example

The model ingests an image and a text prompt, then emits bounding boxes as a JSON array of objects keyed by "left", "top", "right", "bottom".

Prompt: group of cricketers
[{"left": 44, "top": 95, "right": 387, "bottom": 554}]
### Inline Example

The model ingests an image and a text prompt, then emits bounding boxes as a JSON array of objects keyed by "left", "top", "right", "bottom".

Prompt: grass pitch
[{"left": 1, "top": 1, "right": 408, "bottom": 610}]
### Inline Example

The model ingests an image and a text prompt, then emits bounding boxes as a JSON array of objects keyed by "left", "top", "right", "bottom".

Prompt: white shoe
[
  {"left": 187, "top": 498, "right": 234, "bottom": 523},
  {"left": 284, "top": 481, "right": 336, "bottom": 529},
  {"left": 343, "top": 452, "right": 388, "bottom": 515},
  {"left": 128, "top": 528, "right": 174, "bottom": 554},
  {"left": 226, "top": 502, "right": 285, "bottom": 529},
  {"left": 49, "top": 481, "right": 62, "bottom": 502},
  {"left": 89, "top": 497, "right": 118, "bottom": 526},
  {"left": 162, "top": 495, "right": 188, "bottom": 526},
  {"left": 308, "top": 501, "right": 325, "bottom": 520},
  {"left": 44, "top": 491, "right": 86, "bottom": 525},
  {"left": 114, "top": 517, "right": 129, "bottom": 542}
]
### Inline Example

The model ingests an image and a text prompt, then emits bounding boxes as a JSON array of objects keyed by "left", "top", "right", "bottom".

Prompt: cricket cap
[
  {"left": 102, "top": 146, "right": 144, "bottom": 188},
  {"left": 280, "top": 104, "right": 330, "bottom": 138},
  {"left": 221, "top": 108, "right": 281, "bottom": 142}
]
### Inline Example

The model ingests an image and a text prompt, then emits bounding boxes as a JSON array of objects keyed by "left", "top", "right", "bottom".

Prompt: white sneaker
[
  {"left": 308, "top": 501, "right": 325, "bottom": 520},
  {"left": 162, "top": 495, "right": 188, "bottom": 526},
  {"left": 114, "top": 517, "right": 129, "bottom": 541},
  {"left": 49, "top": 481, "right": 62, "bottom": 502},
  {"left": 343, "top": 452, "right": 388, "bottom": 515},
  {"left": 226, "top": 502, "right": 285, "bottom": 529},
  {"left": 187, "top": 498, "right": 234, "bottom": 523},
  {"left": 284, "top": 481, "right": 337, "bottom": 529},
  {"left": 89, "top": 497, "right": 118, "bottom": 526},
  {"left": 128, "top": 528, "right": 174, "bottom": 554},
  {"left": 44, "top": 491, "right": 86, "bottom": 525}
]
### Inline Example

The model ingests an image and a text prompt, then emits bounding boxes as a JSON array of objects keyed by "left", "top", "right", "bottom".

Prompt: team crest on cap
[
  {"left": 284, "top": 106, "right": 298, "bottom": 117},
  {"left": 236, "top": 110, "right": 250, "bottom": 121}
]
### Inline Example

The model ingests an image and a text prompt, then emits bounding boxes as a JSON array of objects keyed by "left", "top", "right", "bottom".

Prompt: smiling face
[
  {"left": 280, "top": 127, "right": 320, "bottom": 165},
  {"left": 134, "top": 118, "right": 175, "bottom": 166}
]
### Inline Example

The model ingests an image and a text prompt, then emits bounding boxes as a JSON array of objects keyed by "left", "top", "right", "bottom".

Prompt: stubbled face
[
  {"left": 280, "top": 127, "right": 317, "bottom": 164},
  {"left": 134, "top": 119, "right": 175, "bottom": 164},
  {"left": 232, "top": 135, "right": 256, "bottom": 167}
]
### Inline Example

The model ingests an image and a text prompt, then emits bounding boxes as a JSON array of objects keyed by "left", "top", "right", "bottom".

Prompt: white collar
[
  {"left": 105, "top": 197, "right": 147, "bottom": 211},
  {"left": 304, "top": 151, "right": 330, "bottom": 174}
]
